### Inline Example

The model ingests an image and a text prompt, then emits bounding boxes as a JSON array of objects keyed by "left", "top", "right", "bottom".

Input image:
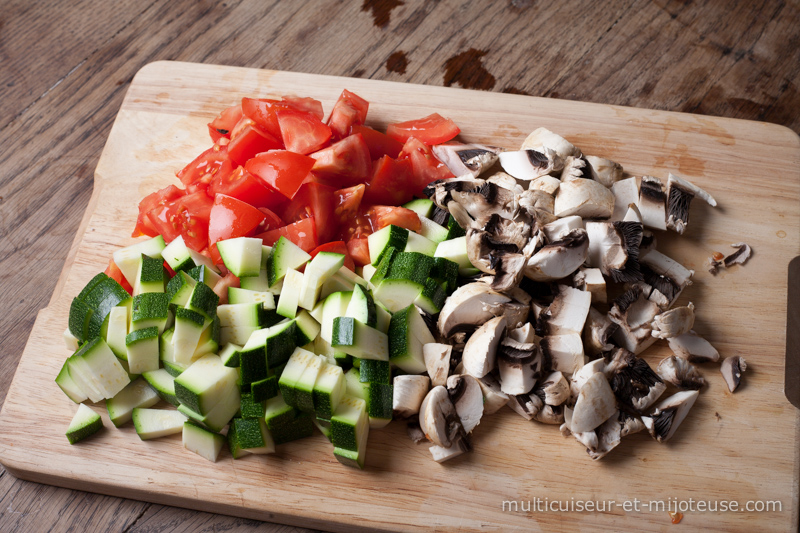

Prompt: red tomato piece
[
  {"left": 104, "top": 259, "right": 133, "bottom": 295},
  {"left": 257, "top": 207, "right": 284, "bottom": 233},
  {"left": 386, "top": 113, "right": 460, "bottom": 145},
  {"left": 281, "top": 182, "right": 336, "bottom": 243},
  {"left": 209, "top": 165, "right": 289, "bottom": 212},
  {"left": 257, "top": 217, "right": 318, "bottom": 252},
  {"left": 176, "top": 144, "right": 232, "bottom": 190},
  {"left": 281, "top": 96, "right": 324, "bottom": 121},
  {"left": 226, "top": 124, "right": 282, "bottom": 166},
  {"left": 213, "top": 271, "right": 240, "bottom": 305},
  {"left": 208, "top": 104, "right": 243, "bottom": 143},
  {"left": 350, "top": 125, "right": 403, "bottom": 160},
  {"left": 399, "top": 137, "right": 454, "bottom": 196},
  {"left": 208, "top": 194, "right": 268, "bottom": 247},
  {"left": 133, "top": 184, "right": 186, "bottom": 238},
  {"left": 276, "top": 108, "right": 332, "bottom": 155},
  {"left": 346, "top": 238, "right": 371, "bottom": 267},
  {"left": 309, "top": 134, "right": 372, "bottom": 187},
  {"left": 311, "top": 241, "right": 355, "bottom": 271},
  {"left": 165, "top": 191, "right": 214, "bottom": 251},
  {"left": 363, "top": 155, "right": 415, "bottom": 206},
  {"left": 333, "top": 184, "right": 365, "bottom": 227},
  {"left": 327, "top": 89, "right": 369, "bottom": 139},
  {"left": 245, "top": 150, "right": 316, "bottom": 200},
  {"left": 241, "top": 98, "right": 288, "bottom": 140},
  {"left": 368, "top": 205, "right": 421, "bottom": 233}
]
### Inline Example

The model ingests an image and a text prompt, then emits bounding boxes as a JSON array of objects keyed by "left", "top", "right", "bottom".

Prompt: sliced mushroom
[
  {"left": 429, "top": 436, "right": 472, "bottom": 463},
  {"left": 533, "top": 404, "right": 565, "bottom": 424},
  {"left": 618, "top": 410, "right": 646, "bottom": 437},
  {"left": 542, "top": 215, "right": 584, "bottom": 242},
  {"left": 651, "top": 303, "right": 695, "bottom": 339},
  {"left": 486, "top": 172, "right": 525, "bottom": 195},
  {"left": 568, "top": 358, "right": 606, "bottom": 407},
  {"left": 462, "top": 315, "right": 507, "bottom": 378},
  {"left": 623, "top": 203, "right": 644, "bottom": 228},
  {"left": 657, "top": 355, "right": 705, "bottom": 390},
  {"left": 432, "top": 143, "right": 503, "bottom": 178},
  {"left": 535, "top": 371, "right": 569, "bottom": 406},
  {"left": 524, "top": 228, "right": 589, "bottom": 282},
  {"left": 437, "top": 282, "right": 511, "bottom": 338},
  {"left": 610, "top": 177, "right": 640, "bottom": 221},
  {"left": 585, "top": 220, "right": 643, "bottom": 283},
  {"left": 407, "top": 421, "right": 427, "bottom": 443},
  {"left": 586, "top": 412, "right": 623, "bottom": 460},
  {"left": 537, "top": 285, "right": 592, "bottom": 336},
  {"left": 553, "top": 178, "right": 615, "bottom": 219},
  {"left": 720, "top": 356, "right": 746, "bottom": 392},
  {"left": 571, "top": 372, "right": 617, "bottom": 433},
  {"left": 560, "top": 156, "right": 589, "bottom": 182},
  {"left": 724, "top": 243, "right": 752, "bottom": 268},
  {"left": 419, "top": 386, "right": 464, "bottom": 448},
  {"left": 540, "top": 333, "right": 585, "bottom": 375},
  {"left": 605, "top": 348, "right": 666, "bottom": 412},
  {"left": 572, "top": 267, "right": 606, "bottom": 304},
  {"left": 582, "top": 307, "right": 618, "bottom": 358},
  {"left": 529, "top": 175, "right": 561, "bottom": 195},
  {"left": 638, "top": 176, "right": 667, "bottom": 230},
  {"left": 423, "top": 343, "right": 452, "bottom": 388},
  {"left": 642, "top": 390, "right": 699, "bottom": 443},
  {"left": 480, "top": 300, "right": 530, "bottom": 330},
  {"left": 499, "top": 149, "right": 562, "bottom": 180},
  {"left": 638, "top": 250, "right": 694, "bottom": 309},
  {"left": 665, "top": 173, "right": 715, "bottom": 234},
  {"left": 477, "top": 373, "right": 510, "bottom": 415},
  {"left": 446, "top": 374, "right": 484, "bottom": 433},
  {"left": 450, "top": 181, "right": 519, "bottom": 221},
  {"left": 507, "top": 322, "right": 535, "bottom": 344},
  {"left": 518, "top": 189, "right": 555, "bottom": 215},
  {"left": 520, "top": 127, "right": 581, "bottom": 160},
  {"left": 423, "top": 177, "right": 486, "bottom": 210},
  {"left": 507, "top": 391, "right": 544, "bottom": 420},
  {"left": 584, "top": 156, "right": 624, "bottom": 187},
  {"left": 393, "top": 375, "right": 431, "bottom": 418},
  {"left": 667, "top": 330, "right": 720, "bottom": 363},
  {"left": 608, "top": 286, "right": 661, "bottom": 354},
  {"left": 497, "top": 338, "right": 543, "bottom": 395}
]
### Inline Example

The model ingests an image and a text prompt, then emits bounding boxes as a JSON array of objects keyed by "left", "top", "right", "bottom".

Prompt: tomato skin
[
  {"left": 327, "top": 90, "right": 369, "bottom": 139},
  {"left": 208, "top": 194, "right": 268, "bottom": 247},
  {"left": 165, "top": 191, "right": 214, "bottom": 251},
  {"left": 368, "top": 205, "right": 421, "bottom": 232},
  {"left": 276, "top": 108, "right": 332, "bottom": 155},
  {"left": 176, "top": 144, "right": 232, "bottom": 190},
  {"left": 257, "top": 207, "right": 284, "bottom": 233},
  {"left": 346, "top": 238, "right": 371, "bottom": 267},
  {"left": 309, "top": 134, "right": 372, "bottom": 187},
  {"left": 363, "top": 155, "right": 415, "bottom": 206},
  {"left": 226, "top": 124, "right": 282, "bottom": 165},
  {"left": 213, "top": 271, "right": 240, "bottom": 304},
  {"left": 280, "top": 182, "right": 336, "bottom": 243},
  {"left": 104, "top": 259, "right": 133, "bottom": 295},
  {"left": 208, "top": 104, "right": 243, "bottom": 143},
  {"left": 333, "top": 184, "right": 365, "bottom": 227},
  {"left": 208, "top": 166, "right": 289, "bottom": 212},
  {"left": 133, "top": 185, "right": 186, "bottom": 238},
  {"left": 350, "top": 125, "right": 403, "bottom": 160},
  {"left": 257, "top": 217, "right": 318, "bottom": 252},
  {"left": 399, "top": 137, "right": 454, "bottom": 196},
  {"left": 311, "top": 241, "right": 355, "bottom": 271},
  {"left": 241, "top": 98, "right": 287, "bottom": 139},
  {"left": 281, "top": 96, "right": 324, "bottom": 121},
  {"left": 386, "top": 113, "right": 460, "bottom": 145},
  {"left": 245, "top": 150, "right": 316, "bottom": 200}
]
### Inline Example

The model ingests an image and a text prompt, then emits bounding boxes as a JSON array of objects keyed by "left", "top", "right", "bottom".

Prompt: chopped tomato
[
  {"left": 208, "top": 104, "right": 243, "bottom": 143},
  {"left": 363, "top": 155, "right": 415, "bottom": 206},
  {"left": 333, "top": 184, "right": 365, "bottom": 227},
  {"left": 386, "top": 113, "right": 460, "bottom": 145},
  {"left": 133, "top": 185, "right": 186, "bottom": 238},
  {"left": 327, "top": 90, "right": 369, "bottom": 139},
  {"left": 104, "top": 259, "right": 133, "bottom": 295},
  {"left": 346, "top": 238, "right": 371, "bottom": 267},
  {"left": 241, "top": 98, "right": 288, "bottom": 140},
  {"left": 226, "top": 124, "right": 282, "bottom": 165},
  {"left": 281, "top": 182, "right": 336, "bottom": 242},
  {"left": 311, "top": 241, "right": 355, "bottom": 271},
  {"left": 282, "top": 96, "right": 324, "bottom": 121},
  {"left": 165, "top": 191, "right": 214, "bottom": 251},
  {"left": 245, "top": 150, "right": 316, "bottom": 200},
  {"left": 368, "top": 205, "right": 421, "bottom": 232},
  {"left": 208, "top": 194, "right": 268, "bottom": 247},
  {"left": 309, "top": 134, "right": 372, "bottom": 187},
  {"left": 257, "top": 217, "right": 318, "bottom": 252},
  {"left": 399, "top": 137, "right": 454, "bottom": 196},
  {"left": 351, "top": 125, "right": 403, "bottom": 160},
  {"left": 276, "top": 108, "right": 332, "bottom": 155},
  {"left": 213, "top": 271, "right": 240, "bottom": 304},
  {"left": 209, "top": 166, "right": 289, "bottom": 212},
  {"left": 257, "top": 207, "right": 284, "bottom": 233},
  {"left": 176, "top": 144, "right": 232, "bottom": 190}
]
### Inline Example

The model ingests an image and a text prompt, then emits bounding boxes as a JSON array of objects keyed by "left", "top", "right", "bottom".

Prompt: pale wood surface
[
  {"left": 0, "top": 61, "right": 798, "bottom": 532},
  {"left": 1, "top": 1, "right": 799, "bottom": 531}
]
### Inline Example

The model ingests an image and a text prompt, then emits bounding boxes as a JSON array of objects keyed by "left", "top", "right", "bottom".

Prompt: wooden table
[{"left": 0, "top": 1, "right": 798, "bottom": 531}]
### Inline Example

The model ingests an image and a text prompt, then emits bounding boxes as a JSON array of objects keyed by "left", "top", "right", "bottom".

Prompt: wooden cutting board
[{"left": 0, "top": 61, "right": 798, "bottom": 532}]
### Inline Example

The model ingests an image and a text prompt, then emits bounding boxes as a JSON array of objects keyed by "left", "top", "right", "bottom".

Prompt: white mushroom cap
[
  {"left": 529, "top": 175, "right": 561, "bottom": 195},
  {"left": 720, "top": 356, "right": 746, "bottom": 392},
  {"left": 610, "top": 177, "right": 639, "bottom": 222},
  {"left": 541, "top": 333, "right": 585, "bottom": 375},
  {"left": 657, "top": 355, "right": 705, "bottom": 390},
  {"left": 569, "top": 357, "right": 606, "bottom": 406},
  {"left": 667, "top": 330, "right": 720, "bottom": 363},
  {"left": 573, "top": 267, "right": 606, "bottom": 304},
  {"left": 486, "top": 171, "right": 525, "bottom": 195},
  {"left": 571, "top": 372, "right": 617, "bottom": 433},
  {"left": 642, "top": 390, "right": 699, "bottom": 443},
  {"left": 537, "top": 371, "right": 570, "bottom": 406},
  {"left": 447, "top": 374, "right": 484, "bottom": 434},
  {"left": 419, "top": 386, "right": 462, "bottom": 448},
  {"left": 462, "top": 315, "right": 507, "bottom": 378},
  {"left": 605, "top": 348, "right": 666, "bottom": 413},
  {"left": 499, "top": 149, "right": 560, "bottom": 181},
  {"left": 520, "top": 127, "right": 581, "bottom": 160},
  {"left": 538, "top": 285, "right": 592, "bottom": 336},
  {"left": 497, "top": 338, "right": 542, "bottom": 395},
  {"left": 423, "top": 343, "right": 452, "bottom": 388},
  {"left": 437, "top": 282, "right": 511, "bottom": 338},
  {"left": 608, "top": 286, "right": 660, "bottom": 354},
  {"left": 507, "top": 323, "right": 535, "bottom": 344},
  {"left": 543, "top": 215, "right": 584, "bottom": 242},
  {"left": 582, "top": 307, "right": 617, "bottom": 357},
  {"left": 638, "top": 175, "right": 667, "bottom": 230},
  {"left": 429, "top": 440, "right": 471, "bottom": 463},
  {"left": 507, "top": 392, "right": 544, "bottom": 420},
  {"left": 553, "top": 178, "right": 615, "bottom": 219},
  {"left": 524, "top": 228, "right": 590, "bottom": 282},
  {"left": 477, "top": 374, "right": 510, "bottom": 415},
  {"left": 432, "top": 143, "right": 502, "bottom": 179},
  {"left": 651, "top": 303, "right": 695, "bottom": 339},
  {"left": 584, "top": 156, "right": 624, "bottom": 188},
  {"left": 393, "top": 375, "right": 432, "bottom": 418}
]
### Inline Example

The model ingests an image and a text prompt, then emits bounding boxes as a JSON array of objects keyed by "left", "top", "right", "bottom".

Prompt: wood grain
[
  {"left": 0, "top": 61, "right": 798, "bottom": 533},
  {"left": 0, "top": 1, "right": 798, "bottom": 531}
]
